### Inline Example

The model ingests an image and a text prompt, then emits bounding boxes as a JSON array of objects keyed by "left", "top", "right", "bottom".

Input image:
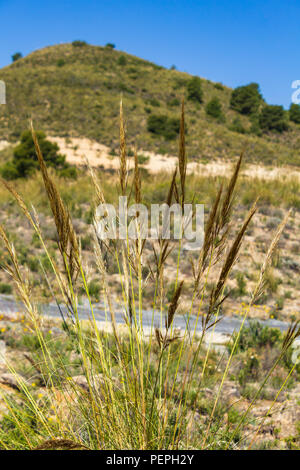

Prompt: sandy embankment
[
  {"left": 49, "top": 136, "right": 300, "bottom": 181},
  {"left": 2, "top": 136, "right": 300, "bottom": 181}
]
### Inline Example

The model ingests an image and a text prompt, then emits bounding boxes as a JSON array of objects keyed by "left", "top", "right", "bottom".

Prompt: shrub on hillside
[
  {"left": 0, "top": 283, "right": 12, "bottom": 294},
  {"left": 230, "top": 83, "right": 262, "bottom": 115},
  {"left": 0, "top": 130, "right": 73, "bottom": 179},
  {"left": 72, "top": 40, "right": 88, "bottom": 47},
  {"left": 11, "top": 52, "right": 22, "bottom": 62},
  {"left": 146, "top": 98, "right": 160, "bottom": 107},
  {"left": 105, "top": 43, "right": 115, "bottom": 49},
  {"left": 56, "top": 59, "right": 66, "bottom": 67},
  {"left": 289, "top": 103, "right": 300, "bottom": 124},
  {"left": 229, "top": 320, "right": 282, "bottom": 354},
  {"left": 167, "top": 97, "right": 180, "bottom": 107},
  {"left": 259, "top": 105, "right": 288, "bottom": 133},
  {"left": 147, "top": 114, "right": 180, "bottom": 140},
  {"left": 59, "top": 166, "right": 78, "bottom": 179},
  {"left": 205, "top": 97, "right": 224, "bottom": 120},
  {"left": 117, "top": 55, "right": 127, "bottom": 66},
  {"left": 173, "top": 77, "right": 188, "bottom": 90},
  {"left": 229, "top": 117, "right": 246, "bottom": 134},
  {"left": 0, "top": 161, "right": 20, "bottom": 180},
  {"left": 187, "top": 76, "right": 203, "bottom": 103},
  {"left": 214, "top": 82, "right": 224, "bottom": 90},
  {"left": 249, "top": 116, "right": 263, "bottom": 136}
]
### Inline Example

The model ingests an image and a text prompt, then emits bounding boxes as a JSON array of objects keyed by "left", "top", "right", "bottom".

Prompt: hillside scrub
[{"left": 1, "top": 43, "right": 300, "bottom": 166}]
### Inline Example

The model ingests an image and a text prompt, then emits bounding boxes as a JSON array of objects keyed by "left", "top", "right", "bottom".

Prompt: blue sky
[{"left": 0, "top": 0, "right": 299, "bottom": 108}]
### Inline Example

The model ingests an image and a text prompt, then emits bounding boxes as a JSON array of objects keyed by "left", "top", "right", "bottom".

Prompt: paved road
[{"left": 0, "top": 294, "right": 290, "bottom": 336}]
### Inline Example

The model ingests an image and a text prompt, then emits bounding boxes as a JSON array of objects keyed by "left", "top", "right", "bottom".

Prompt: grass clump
[{"left": 0, "top": 102, "right": 298, "bottom": 451}]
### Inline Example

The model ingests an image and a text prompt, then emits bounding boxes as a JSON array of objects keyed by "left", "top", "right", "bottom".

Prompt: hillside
[{"left": 1, "top": 42, "right": 300, "bottom": 166}]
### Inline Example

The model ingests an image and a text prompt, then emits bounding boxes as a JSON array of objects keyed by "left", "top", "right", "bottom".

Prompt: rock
[
  {"left": 70, "top": 374, "right": 119, "bottom": 395},
  {"left": 71, "top": 375, "right": 90, "bottom": 392},
  {"left": 222, "top": 381, "right": 241, "bottom": 400},
  {"left": 0, "top": 372, "right": 24, "bottom": 391}
]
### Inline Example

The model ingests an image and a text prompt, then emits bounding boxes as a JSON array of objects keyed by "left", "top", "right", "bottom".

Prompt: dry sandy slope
[
  {"left": 2, "top": 136, "right": 300, "bottom": 181},
  {"left": 49, "top": 136, "right": 300, "bottom": 181},
  {"left": 0, "top": 141, "right": 9, "bottom": 152}
]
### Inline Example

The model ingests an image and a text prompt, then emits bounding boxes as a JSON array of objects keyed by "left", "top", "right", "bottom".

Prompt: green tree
[
  {"left": 205, "top": 97, "right": 223, "bottom": 119},
  {"left": 259, "top": 105, "right": 288, "bottom": 133},
  {"left": 147, "top": 114, "right": 180, "bottom": 140},
  {"left": 12, "top": 52, "right": 22, "bottom": 62},
  {"left": 230, "top": 83, "right": 262, "bottom": 115},
  {"left": 187, "top": 77, "right": 203, "bottom": 103},
  {"left": 289, "top": 103, "right": 300, "bottom": 124},
  {"left": 1, "top": 131, "right": 70, "bottom": 179}
]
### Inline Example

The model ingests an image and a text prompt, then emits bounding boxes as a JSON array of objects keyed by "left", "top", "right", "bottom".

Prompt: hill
[{"left": 1, "top": 42, "right": 300, "bottom": 166}]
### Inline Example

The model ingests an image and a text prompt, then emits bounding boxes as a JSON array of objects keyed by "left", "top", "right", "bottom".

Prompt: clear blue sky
[{"left": 0, "top": 0, "right": 299, "bottom": 108}]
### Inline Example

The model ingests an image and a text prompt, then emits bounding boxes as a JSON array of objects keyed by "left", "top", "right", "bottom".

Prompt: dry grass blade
[
  {"left": 166, "top": 281, "right": 184, "bottom": 329},
  {"left": 209, "top": 199, "right": 257, "bottom": 314},
  {"left": 283, "top": 320, "right": 300, "bottom": 350},
  {"left": 196, "top": 184, "right": 223, "bottom": 282},
  {"left": 31, "top": 123, "right": 80, "bottom": 281},
  {"left": 0, "top": 177, "right": 33, "bottom": 220},
  {"left": 134, "top": 149, "right": 141, "bottom": 204},
  {"left": 119, "top": 100, "right": 128, "bottom": 195},
  {"left": 0, "top": 224, "right": 39, "bottom": 324},
  {"left": 0, "top": 179, "right": 73, "bottom": 313},
  {"left": 151, "top": 167, "right": 179, "bottom": 278},
  {"left": 86, "top": 157, "right": 105, "bottom": 206},
  {"left": 178, "top": 99, "right": 186, "bottom": 205},
  {"left": 252, "top": 208, "right": 292, "bottom": 304},
  {"left": 23, "top": 352, "right": 43, "bottom": 376},
  {"left": 93, "top": 231, "right": 120, "bottom": 347},
  {"left": 220, "top": 151, "right": 243, "bottom": 227},
  {"left": 211, "top": 152, "right": 244, "bottom": 266},
  {"left": 167, "top": 167, "right": 177, "bottom": 207},
  {"left": 155, "top": 328, "right": 164, "bottom": 349}
]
